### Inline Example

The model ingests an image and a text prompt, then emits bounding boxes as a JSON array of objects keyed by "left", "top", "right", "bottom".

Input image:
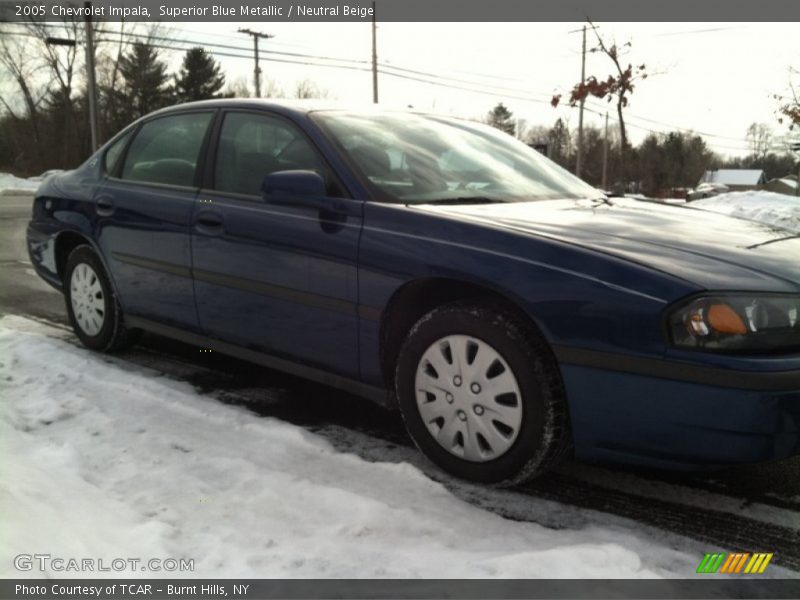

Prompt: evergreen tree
[
  {"left": 117, "top": 43, "right": 172, "bottom": 122},
  {"left": 174, "top": 47, "right": 226, "bottom": 103},
  {"left": 486, "top": 103, "right": 515, "bottom": 136},
  {"left": 547, "top": 118, "right": 572, "bottom": 167}
]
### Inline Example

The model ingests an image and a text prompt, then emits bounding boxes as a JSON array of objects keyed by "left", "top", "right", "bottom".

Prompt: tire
[
  {"left": 395, "top": 301, "right": 571, "bottom": 485},
  {"left": 64, "top": 245, "right": 139, "bottom": 352}
]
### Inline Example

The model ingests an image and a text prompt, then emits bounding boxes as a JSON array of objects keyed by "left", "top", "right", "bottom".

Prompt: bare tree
[
  {"left": 745, "top": 123, "right": 773, "bottom": 159},
  {"left": 552, "top": 21, "right": 647, "bottom": 179},
  {"left": 293, "top": 79, "right": 331, "bottom": 99},
  {"left": 262, "top": 77, "right": 284, "bottom": 98},
  {"left": 95, "top": 21, "right": 133, "bottom": 140},
  {"left": 24, "top": 17, "right": 83, "bottom": 166},
  {"left": 0, "top": 26, "right": 48, "bottom": 147},
  {"left": 775, "top": 67, "right": 799, "bottom": 130}
]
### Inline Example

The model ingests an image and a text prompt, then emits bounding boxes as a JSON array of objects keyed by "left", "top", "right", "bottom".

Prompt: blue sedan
[{"left": 26, "top": 100, "right": 800, "bottom": 483}]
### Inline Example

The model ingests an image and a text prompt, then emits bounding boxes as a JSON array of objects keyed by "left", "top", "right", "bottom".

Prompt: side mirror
[{"left": 261, "top": 170, "right": 326, "bottom": 202}]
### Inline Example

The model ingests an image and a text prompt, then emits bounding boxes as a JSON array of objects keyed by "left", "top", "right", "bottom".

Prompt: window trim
[
  {"left": 102, "top": 125, "right": 136, "bottom": 177},
  {"left": 203, "top": 108, "right": 350, "bottom": 201},
  {"left": 109, "top": 109, "right": 218, "bottom": 192}
]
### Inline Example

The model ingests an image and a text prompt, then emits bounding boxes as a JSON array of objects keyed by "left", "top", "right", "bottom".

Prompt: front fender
[{"left": 357, "top": 202, "right": 701, "bottom": 386}]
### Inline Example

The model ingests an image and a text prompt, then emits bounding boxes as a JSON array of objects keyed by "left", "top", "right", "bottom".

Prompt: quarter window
[
  {"left": 103, "top": 130, "right": 132, "bottom": 174},
  {"left": 121, "top": 112, "right": 213, "bottom": 187},
  {"left": 214, "top": 112, "right": 329, "bottom": 196}
]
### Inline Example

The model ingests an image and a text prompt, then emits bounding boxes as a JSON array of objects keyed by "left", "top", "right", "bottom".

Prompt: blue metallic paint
[{"left": 26, "top": 99, "right": 800, "bottom": 470}]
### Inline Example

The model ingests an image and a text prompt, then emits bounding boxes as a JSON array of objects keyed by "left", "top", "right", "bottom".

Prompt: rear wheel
[
  {"left": 395, "top": 301, "right": 571, "bottom": 484},
  {"left": 64, "top": 245, "right": 139, "bottom": 352}
]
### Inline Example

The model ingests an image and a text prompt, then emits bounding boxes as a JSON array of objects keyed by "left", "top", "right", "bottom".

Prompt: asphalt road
[{"left": 2, "top": 192, "right": 799, "bottom": 572}]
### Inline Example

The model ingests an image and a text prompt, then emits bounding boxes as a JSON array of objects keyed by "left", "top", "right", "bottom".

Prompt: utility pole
[
  {"left": 576, "top": 24, "right": 586, "bottom": 178},
  {"left": 792, "top": 140, "right": 800, "bottom": 197},
  {"left": 569, "top": 23, "right": 599, "bottom": 179},
  {"left": 371, "top": 1, "right": 378, "bottom": 103},
  {"left": 83, "top": 1, "right": 99, "bottom": 151},
  {"left": 601, "top": 112, "right": 609, "bottom": 190},
  {"left": 238, "top": 28, "right": 274, "bottom": 98}
]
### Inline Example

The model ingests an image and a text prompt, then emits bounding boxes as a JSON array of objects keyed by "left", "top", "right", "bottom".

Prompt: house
[
  {"left": 764, "top": 175, "right": 799, "bottom": 196},
  {"left": 701, "top": 169, "right": 767, "bottom": 191}
]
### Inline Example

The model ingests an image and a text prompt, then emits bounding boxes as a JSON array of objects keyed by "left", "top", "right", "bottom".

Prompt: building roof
[
  {"left": 766, "top": 176, "right": 798, "bottom": 191},
  {"left": 702, "top": 169, "right": 766, "bottom": 186}
]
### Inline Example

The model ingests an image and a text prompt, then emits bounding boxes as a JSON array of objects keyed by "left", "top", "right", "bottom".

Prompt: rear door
[
  {"left": 191, "top": 110, "right": 363, "bottom": 379},
  {"left": 95, "top": 111, "right": 214, "bottom": 330}
]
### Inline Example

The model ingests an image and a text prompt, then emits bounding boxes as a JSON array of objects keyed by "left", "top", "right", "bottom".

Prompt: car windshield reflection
[{"left": 313, "top": 111, "right": 601, "bottom": 204}]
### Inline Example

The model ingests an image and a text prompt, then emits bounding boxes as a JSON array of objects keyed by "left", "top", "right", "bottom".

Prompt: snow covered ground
[
  {"left": 692, "top": 191, "right": 800, "bottom": 234},
  {"left": 0, "top": 315, "right": 739, "bottom": 580},
  {"left": 0, "top": 173, "right": 39, "bottom": 195}
]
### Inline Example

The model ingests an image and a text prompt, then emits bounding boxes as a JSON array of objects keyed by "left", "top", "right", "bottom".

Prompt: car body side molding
[
  {"left": 553, "top": 345, "right": 800, "bottom": 392},
  {"left": 112, "top": 252, "right": 383, "bottom": 321}
]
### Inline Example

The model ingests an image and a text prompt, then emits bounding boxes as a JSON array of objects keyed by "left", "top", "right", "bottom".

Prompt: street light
[
  {"left": 43, "top": 2, "right": 99, "bottom": 152},
  {"left": 45, "top": 37, "right": 76, "bottom": 47}
]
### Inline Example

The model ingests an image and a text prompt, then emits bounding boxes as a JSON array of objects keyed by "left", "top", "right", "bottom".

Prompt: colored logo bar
[{"left": 696, "top": 552, "right": 773, "bottom": 574}]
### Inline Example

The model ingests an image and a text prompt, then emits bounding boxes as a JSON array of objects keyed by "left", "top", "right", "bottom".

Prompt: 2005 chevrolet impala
[{"left": 27, "top": 100, "right": 800, "bottom": 483}]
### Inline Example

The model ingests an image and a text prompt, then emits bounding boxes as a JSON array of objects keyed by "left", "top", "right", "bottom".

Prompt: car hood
[{"left": 413, "top": 198, "right": 800, "bottom": 293}]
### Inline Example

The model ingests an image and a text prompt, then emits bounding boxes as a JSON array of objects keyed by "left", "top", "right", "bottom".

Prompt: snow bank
[
  {"left": 0, "top": 172, "right": 38, "bottom": 195},
  {"left": 692, "top": 191, "right": 800, "bottom": 234},
  {"left": 0, "top": 317, "right": 702, "bottom": 579}
]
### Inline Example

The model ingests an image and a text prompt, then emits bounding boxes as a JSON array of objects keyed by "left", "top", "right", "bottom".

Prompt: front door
[{"left": 191, "top": 110, "right": 362, "bottom": 378}]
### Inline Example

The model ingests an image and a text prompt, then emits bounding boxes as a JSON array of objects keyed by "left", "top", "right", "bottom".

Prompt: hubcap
[
  {"left": 414, "top": 335, "right": 523, "bottom": 462},
  {"left": 70, "top": 263, "right": 105, "bottom": 336}
]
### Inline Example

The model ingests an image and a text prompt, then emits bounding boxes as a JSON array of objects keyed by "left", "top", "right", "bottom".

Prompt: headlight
[{"left": 668, "top": 294, "right": 800, "bottom": 352}]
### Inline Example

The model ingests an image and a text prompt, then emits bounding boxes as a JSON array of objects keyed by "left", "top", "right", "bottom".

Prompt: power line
[
  {"left": 90, "top": 26, "right": 556, "bottom": 101},
  {"left": 376, "top": 68, "right": 552, "bottom": 106},
  {"left": 2, "top": 23, "right": 761, "bottom": 152},
  {"left": 0, "top": 24, "right": 754, "bottom": 126},
  {"left": 653, "top": 25, "right": 748, "bottom": 37},
  {"left": 583, "top": 99, "right": 747, "bottom": 142},
  {"left": 7, "top": 22, "right": 371, "bottom": 68},
  {"left": 582, "top": 105, "right": 751, "bottom": 152}
]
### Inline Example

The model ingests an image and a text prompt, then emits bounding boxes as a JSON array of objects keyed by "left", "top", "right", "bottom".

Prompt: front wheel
[
  {"left": 64, "top": 245, "right": 139, "bottom": 352},
  {"left": 395, "top": 301, "right": 571, "bottom": 485}
]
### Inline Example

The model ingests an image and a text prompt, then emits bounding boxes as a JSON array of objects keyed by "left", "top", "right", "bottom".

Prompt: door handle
[
  {"left": 96, "top": 196, "right": 115, "bottom": 216},
  {"left": 194, "top": 210, "right": 224, "bottom": 235}
]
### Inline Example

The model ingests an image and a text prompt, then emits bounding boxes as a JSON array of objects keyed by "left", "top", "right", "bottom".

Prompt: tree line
[
  {"left": 2, "top": 20, "right": 798, "bottom": 194},
  {"left": 487, "top": 102, "right": 799, "bottom": 197}
]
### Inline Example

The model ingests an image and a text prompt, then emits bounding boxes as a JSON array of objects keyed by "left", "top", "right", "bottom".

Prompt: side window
[
  {"left": 103, "top": 130, "right": 132, "bottom": 174},
  {"left": 214, "top": 112, "right": 330, "bottom": 197},
  {"left": 121, "top": 112, "right": 213, "bottom": 187}
]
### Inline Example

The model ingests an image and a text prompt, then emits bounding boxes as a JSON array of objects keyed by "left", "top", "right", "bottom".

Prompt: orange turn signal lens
[{"left": 707, "top": 303, "right": 747, "bottom": 335}]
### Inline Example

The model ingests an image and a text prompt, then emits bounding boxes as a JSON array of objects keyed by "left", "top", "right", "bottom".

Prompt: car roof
[{"left": 144, "top": 98, "right": 457, "bottom": 123}]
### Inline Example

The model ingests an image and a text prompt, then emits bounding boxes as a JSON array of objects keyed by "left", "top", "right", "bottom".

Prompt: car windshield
[{"left": 313, "top": 111, "right": 600, "bottom": 203}]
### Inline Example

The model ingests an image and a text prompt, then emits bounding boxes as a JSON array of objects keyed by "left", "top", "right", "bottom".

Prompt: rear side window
[
  {"left": 121, "top": 112, "right": 213, "bottom": 187},
  {"left": 103, "top": 130, "right": 132, "bottom": 174},
  {"left": 213, "top": 112, "right": 328, "bottom": 196}
]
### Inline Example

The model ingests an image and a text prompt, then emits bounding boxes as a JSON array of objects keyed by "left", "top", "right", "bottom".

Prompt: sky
[
  {"left": 149, "top": 21, "right": 798, "bottom": 158},
  {"left": 3, "top": 20, "right": 798, "bottom": 157}
]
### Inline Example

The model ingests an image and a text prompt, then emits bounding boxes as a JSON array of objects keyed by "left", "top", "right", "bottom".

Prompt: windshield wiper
[
  {"left": 412, "top": 197, "right": 507, "bottom": 205},
  {"left": 746, "top": 233, "right": 800, "bottom": 249}
]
